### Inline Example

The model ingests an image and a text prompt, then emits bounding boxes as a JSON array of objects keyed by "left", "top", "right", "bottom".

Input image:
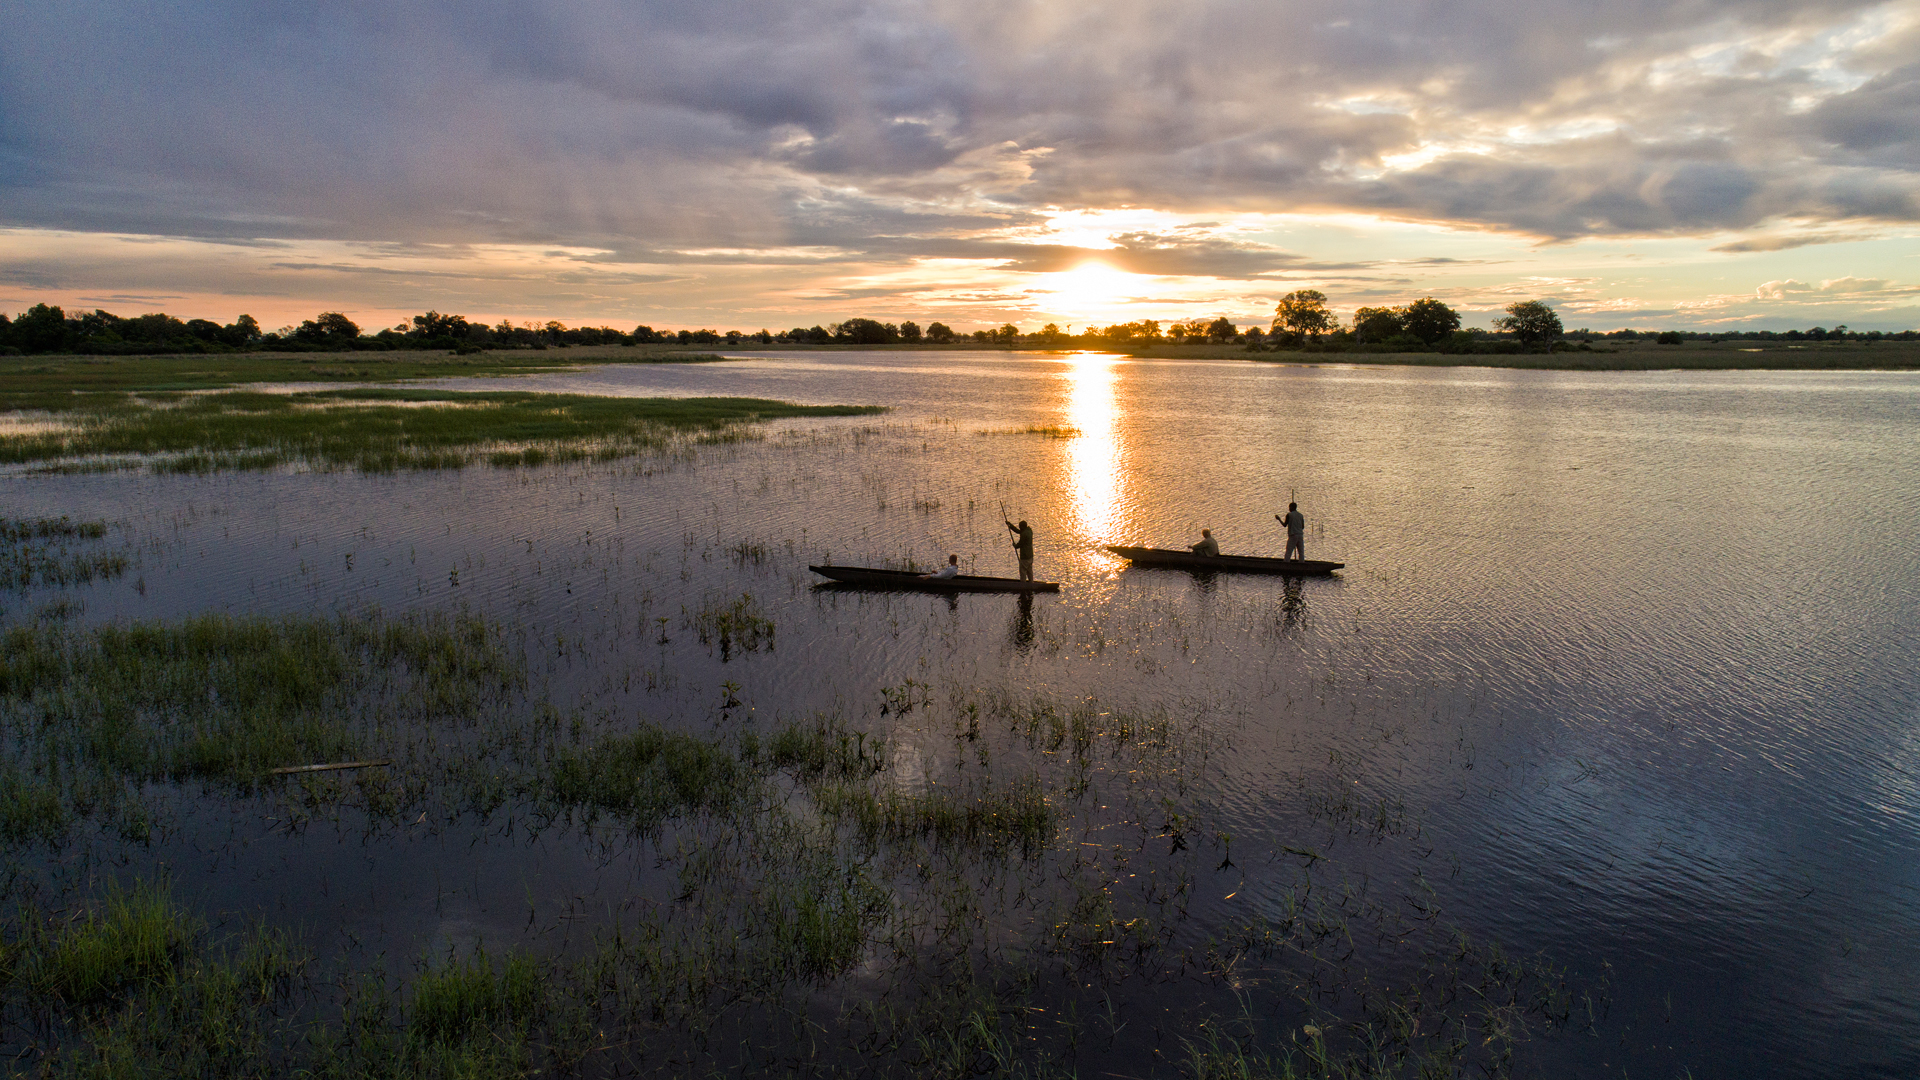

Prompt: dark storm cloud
[{"left": 1, "top": 0, "right": 1916, "bottom": 260}]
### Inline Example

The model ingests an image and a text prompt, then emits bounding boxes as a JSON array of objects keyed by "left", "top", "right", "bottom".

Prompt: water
[{"left": 5, "top": 350, "right": 1918, "bottom": 1077}]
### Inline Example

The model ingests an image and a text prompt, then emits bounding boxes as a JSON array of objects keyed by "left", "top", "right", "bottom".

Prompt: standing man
[
  {"left": 1006, "top": 517, "right": 1035, "bottom": 580},
  {"left": 1277, "top": 503, "right": 1306, "bottom": 560}
]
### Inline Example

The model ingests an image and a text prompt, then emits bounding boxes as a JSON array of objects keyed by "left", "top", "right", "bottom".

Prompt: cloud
[
  {"left": 2, "top": 0, "right": 1917, "bottom": 251},
  {"left": 0, "top": 0, "right": 1917, "bottom": 330},
  {"left": 1711, "top": 232, "right": 1876, "bottom": 252},
  {"left": 1757, "top": 276, "right": 1908, "bottom": 299}
]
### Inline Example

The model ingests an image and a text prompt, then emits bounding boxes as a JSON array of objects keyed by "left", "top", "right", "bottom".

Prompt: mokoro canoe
[
  {"left": 809, "top": 566, "right": 1061, "bottom": 593},
  {"left": 1104, "top": 546, "right": 1344, "bottom": 576}
]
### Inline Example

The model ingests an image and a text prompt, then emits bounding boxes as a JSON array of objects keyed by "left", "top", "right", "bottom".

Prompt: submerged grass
[
  {"left": 0, "top": 611, "right": 520, "bottom": 840},
  {"left": 1, "top": 516, "right": 128, "bottom": 592},
  {"left": 545, "top": 724, "right": 750, "bottom": 828},
  {"left": 683, "top": 591, "right": 776, "bottom": 658},
  {"left": 0, "top": 597, "right": 1581, "bottom": 1078},
  {"left": 1, "top": 389, "right": 885, "bottom": 472}
]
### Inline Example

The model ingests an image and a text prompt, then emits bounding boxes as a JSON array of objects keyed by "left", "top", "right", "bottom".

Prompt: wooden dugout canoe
[
  {"left": 1104, "top": 546, "right": 1344, "bottom": 576},
  {"left": 808, "top": 565, "right": 1061, "bottom": 593}
]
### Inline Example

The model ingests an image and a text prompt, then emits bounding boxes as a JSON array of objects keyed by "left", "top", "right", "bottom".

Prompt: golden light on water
[{"left": 1061, "top": 353, "right": 1126, "bottom": 543}]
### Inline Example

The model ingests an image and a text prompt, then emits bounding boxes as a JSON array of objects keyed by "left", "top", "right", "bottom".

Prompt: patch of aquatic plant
[
  {"left": 405, "top": 946, "right": 545, "bottom": 1055},
  {"left": 1200, "top": 882, "right": 1577, "bottom": 1078},
  {"left": 0, "top": 881, "right": 310, "bottom": 1077},
  {"left": 744, "top": 713, "right": 887, "bottom": 781},
  {"left": 6, "top": 880, "right": 195, "bottom": 1011},
  {"left": 544, "top": 722, "right": 752, "bottom": 828},
  {"left": 977, "top": 424, "right": 1081, "bottom": 437},
  {"left": 814, "top": 776, "right": 1054, "bottom": 855},
  {"left": 0, "top": 516, "right": 128, "bottom": 592},
  {"left": 0, "top": 611, "right": 520, "bottom": 837},
  {"left": 683, "top": 591, "right": 775, "bottom": 659},
  {"left": 0, "top": 389, "right": 884, "bottom": 472},
  {"left": 0, "top": 517, "right": 107, "bottom": 543}
]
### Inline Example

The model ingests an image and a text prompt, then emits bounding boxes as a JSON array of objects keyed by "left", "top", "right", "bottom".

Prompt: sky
[{"left": 2, "top": 0, "right": 1918, "bottom": 334}]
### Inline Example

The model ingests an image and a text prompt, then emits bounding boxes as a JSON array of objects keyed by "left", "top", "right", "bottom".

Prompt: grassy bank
[
  {"left": 0, "top": 346, "right": 736, "bottom": 412},
  {"left": 1, "top": 389, "right": 885, "bottom": 472}
]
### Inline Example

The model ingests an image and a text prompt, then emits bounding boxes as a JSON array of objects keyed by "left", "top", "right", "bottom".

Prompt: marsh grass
[
  {"left": 2, "top": 881, "right": 310, "bottom": 1078},
  {"left": 684, "top": 592, "right": 775, "bottom": 659},
  {"left": 545, "top": 724, "right": 750, "bottom": 828},
  {"left": 815, "top": 776, "right": 1053, "bottom": 854},
  {"left": 0, "top": 605, "right": 1580, "bottom": 1079},
  {"left": 1, "top": 516, "right": 128, "bottom": 592},
  {"left": 978, "top": 424, "right": 1081, "bottom": 438},
  {"left": 0, "top": 347, "right": 737, "bottom": 412},
  {"left": 1, "top": 389, "right": 884, "bottom": 472},
  {"left": 0, "top": 611, "right": 519, "bottom": 840}
]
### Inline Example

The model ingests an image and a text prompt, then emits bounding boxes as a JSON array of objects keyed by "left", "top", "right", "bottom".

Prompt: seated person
[
  {"left": 1189, "top": 529, "right": 1219, "bottom": 557},
  {"left": 922, "top": 554, "right": 962, "bottom": 579}
]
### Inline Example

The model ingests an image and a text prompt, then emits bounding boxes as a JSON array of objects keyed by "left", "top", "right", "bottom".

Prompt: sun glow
[{"left": 1034, "top": 263, "right": 1145, "bottom": 325}]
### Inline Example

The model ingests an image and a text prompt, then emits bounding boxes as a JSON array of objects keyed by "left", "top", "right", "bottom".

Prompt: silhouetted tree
[
  {"left": 294, "top": 312, "right": 360, "bottom": 345},
  {"left": 834, "top": 318, "right": 898, "bottom": 344},
  {"left": 1351, "top": 306, "right": 1404, "bottom": 343},
  {"left": 1400, "top": 298, "right": 1460, "bottom": 345},
  {"left": 925, "top": 322, "right": 955, "bottom": 344},
  {"left": 1493, "top": 300, "right": 1562, "bottom": 346},
  {"left": 1205, "top": 316, "right": 1237, "bottom": 344},
  {"left": 898, "top": 320, "right": 922, "bottom": 342},
  {"left": 1273, "top": 290, "right": 1334, "bottom": 339},
  {"left": 13, "top": 304, "right": 71, "bottom": 352}
]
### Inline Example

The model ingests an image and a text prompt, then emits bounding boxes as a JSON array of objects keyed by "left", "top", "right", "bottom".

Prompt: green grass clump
[
  {"left": 683, "top": 592, "right": 775, "bottom": 658},
  {"left": 815, "top": 776, "right": 1053, "bottom": 854},
  {"left": 0, "top": 611, "right": 519, "bottom": 826},
  {"left": 3, "top": 883, "right": 308, "bottom": 1078},
  {"left": 408, "top": 947, "right": 544, "bottom": 1049},
  {"left": 9, "top": 881, "right": 194, "bottom": 1010},
  {"left": 751, "top": 715, "right": 885, "bottom": 781},
  {"left": 752, "top": 837, "right": 892, "bottom": 981},
  {"left": 546, "top": 723, "right": 751, "bottom": 827},
  {"left": 0, "top": 389, "right": 885, "bottom": 472}
]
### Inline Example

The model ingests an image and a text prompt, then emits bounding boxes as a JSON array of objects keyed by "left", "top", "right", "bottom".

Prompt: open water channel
[{"left": 5, "top": 350, "right": 1918, "bottom": 1077}]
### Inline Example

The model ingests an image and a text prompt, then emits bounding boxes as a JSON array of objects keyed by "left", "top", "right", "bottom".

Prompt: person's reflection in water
[
  {"left": 1009, "top": 592, "right": 1035, "bottom": 654},
  {"left": 1279, "top": 576, "right": 1308, "bottom": 630},
  {"left": 1188, "top": 570, "right": 1219, "bottom": 595},
  {"left": 942, "top": 592, "right": 960, "bottom": 614}
]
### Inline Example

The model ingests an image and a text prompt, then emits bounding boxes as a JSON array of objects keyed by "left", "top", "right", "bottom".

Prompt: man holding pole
[
  {"left": 1005, "top": 517, "right": 1035, "bottom": 581},
  {"left": 1277, "top": 503, "right": 1305, "bottom": 560}
]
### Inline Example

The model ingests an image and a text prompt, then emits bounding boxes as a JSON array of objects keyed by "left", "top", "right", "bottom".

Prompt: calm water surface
[{"left": 7, "top": 351, "right": 1918, "bottom": 1077}]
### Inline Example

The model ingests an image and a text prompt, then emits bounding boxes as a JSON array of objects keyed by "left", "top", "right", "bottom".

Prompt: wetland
[{"left": 1, "top": 350, "right": 1916, "bottom": 1078}]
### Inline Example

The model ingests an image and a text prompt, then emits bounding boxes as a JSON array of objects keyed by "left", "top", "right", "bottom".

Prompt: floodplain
[{"left": 1, "top": 349, "right": 1915, "bottom": 1079}]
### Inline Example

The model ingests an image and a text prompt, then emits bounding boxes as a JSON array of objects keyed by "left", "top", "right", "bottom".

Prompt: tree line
[{"left": 1, "top": 301, "right": 1911, "bottom": 358}]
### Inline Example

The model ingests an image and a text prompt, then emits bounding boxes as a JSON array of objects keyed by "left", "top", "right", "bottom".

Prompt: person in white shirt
[
  {"left": 922, "top": 554, "right": 961, "bottom": 579},
  {"left": 1189, "top": 529, "right": 1220, "bottom": 556}
]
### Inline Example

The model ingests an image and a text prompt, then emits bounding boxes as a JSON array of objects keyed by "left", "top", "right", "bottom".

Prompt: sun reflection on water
[{"left": 1061, "top": 353, "right": 1126, "bottom": 547}]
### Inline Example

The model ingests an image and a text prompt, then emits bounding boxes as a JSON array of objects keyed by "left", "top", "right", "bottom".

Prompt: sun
[{"left": 1033, "top": 262, "right": 1142, "bottom": 325}]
